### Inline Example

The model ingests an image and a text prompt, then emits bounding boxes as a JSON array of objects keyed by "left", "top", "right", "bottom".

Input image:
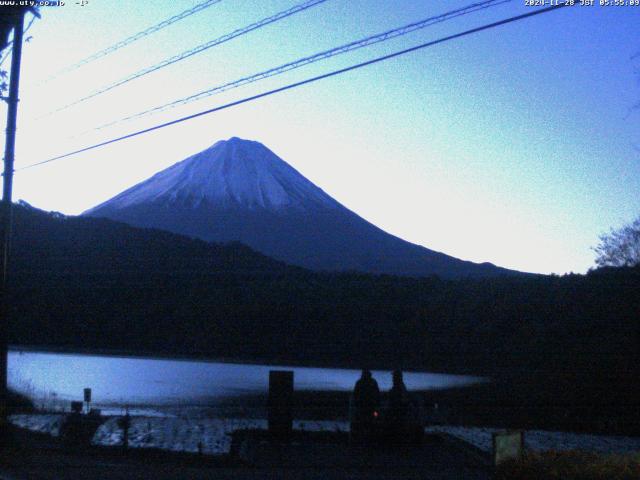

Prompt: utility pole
[{"left": 0, "top": 9, "right": 25, "bottom": 430}]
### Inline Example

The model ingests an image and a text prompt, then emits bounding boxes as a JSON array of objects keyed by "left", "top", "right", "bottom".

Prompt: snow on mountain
[
  {"left": 84, "top": 137, "right": 521, "bottom": 278},
  {"left": 89, "top": 137, "right": 339, "bottom": 213}
]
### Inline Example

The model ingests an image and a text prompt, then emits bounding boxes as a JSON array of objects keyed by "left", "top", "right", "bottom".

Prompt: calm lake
[{"left": 8, "top": 348, "right": 484, "bottom": 411}]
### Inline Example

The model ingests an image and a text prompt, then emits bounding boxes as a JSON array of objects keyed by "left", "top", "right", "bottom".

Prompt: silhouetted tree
[{"left": 593, "top": 216, "right": 640, "bottom": 267}]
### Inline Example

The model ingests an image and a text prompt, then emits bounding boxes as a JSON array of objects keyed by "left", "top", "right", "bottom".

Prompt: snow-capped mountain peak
[{"left": 89, "top": 137, "right": 339, "bottom": 212}]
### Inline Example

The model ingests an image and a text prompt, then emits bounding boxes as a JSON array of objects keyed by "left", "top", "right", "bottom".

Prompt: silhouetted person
[
  {"left": 386, "top": 369, "right": 410, "bottom": 444},
  {"left": 351, "top": 369, "right": 380, "bottom": 443}
]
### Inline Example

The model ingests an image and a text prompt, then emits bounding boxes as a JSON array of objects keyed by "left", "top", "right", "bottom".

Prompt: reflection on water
[{"left": 9, "top": 349, "right": 484, "bottom": 408}]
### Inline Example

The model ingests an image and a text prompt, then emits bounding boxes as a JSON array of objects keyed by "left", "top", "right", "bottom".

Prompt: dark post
[
  {"left": 83, "top": 387, "right": 91, "bottom": 413},
  {"left": 0, "top": 8, "right": 25, "bottom": 429},
  {"left": 118, "top": 407, "right": 131, "bottom": 451},
  {"left": 268, "top": 370, "right": 293, "bottom": 439}
]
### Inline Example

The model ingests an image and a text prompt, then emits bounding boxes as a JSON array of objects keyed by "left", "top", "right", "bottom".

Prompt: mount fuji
[{"left": 84, "top": 137, "right": 519, "bottom": 278}]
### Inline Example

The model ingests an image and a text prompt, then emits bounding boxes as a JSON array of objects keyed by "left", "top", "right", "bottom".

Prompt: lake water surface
[{"left": 8, "top": 349, "right": 484, "bottom": 410}]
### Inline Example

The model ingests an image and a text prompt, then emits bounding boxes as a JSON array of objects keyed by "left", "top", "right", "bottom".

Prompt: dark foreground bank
[{"left": 1, "top": 424, "right": 490, "bottom": 480}]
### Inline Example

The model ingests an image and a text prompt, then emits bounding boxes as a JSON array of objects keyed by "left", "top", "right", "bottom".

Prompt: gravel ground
[
  {"left": 425, "top": 425, "right": 640, "bottom": 454},
  {"left": 9, "top": 414, "right": 640, "bottom": 456}
]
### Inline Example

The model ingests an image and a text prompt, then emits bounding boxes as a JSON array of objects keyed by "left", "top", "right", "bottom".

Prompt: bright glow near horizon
[{"left": 1, "top": 0, "right": 639, "bottom": 275}]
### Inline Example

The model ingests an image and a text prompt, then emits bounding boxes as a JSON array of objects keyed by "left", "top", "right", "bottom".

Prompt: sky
[{"left": 1, "top": 0, "right": 638, "bottom": 275}]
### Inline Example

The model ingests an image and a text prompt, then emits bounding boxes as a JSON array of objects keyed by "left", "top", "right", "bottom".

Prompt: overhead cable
[
  {"left": 47, "top": 0, "right": 224, "bottom": 80},
  {"left": 45, "top": 0, "right": 328, "bottom": 115},
  {"left": 95, "top": 0, "right": 511, "bottom": 131},
  {"left": 18, "top": 3, "right": 572, "bottom": 172}
]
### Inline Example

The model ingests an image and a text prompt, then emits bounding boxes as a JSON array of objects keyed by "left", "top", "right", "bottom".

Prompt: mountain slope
[
  {"left": 85, "top": 137, "right": 521, "bottom": 278},
  {"left": 11, "top": 200, "right": 294, "bottom": 277}
]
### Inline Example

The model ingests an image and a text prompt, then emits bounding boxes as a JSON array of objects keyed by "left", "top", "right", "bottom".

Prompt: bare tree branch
[{"left": 593, "top": 217, "right": 640, "bottom": 268}]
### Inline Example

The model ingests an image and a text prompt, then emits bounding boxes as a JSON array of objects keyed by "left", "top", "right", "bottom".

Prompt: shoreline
[{"left": 8, "top": 344, "right": 476, "bottom": 377}]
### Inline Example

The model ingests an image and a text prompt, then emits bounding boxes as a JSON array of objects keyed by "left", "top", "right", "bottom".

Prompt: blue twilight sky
[{"left": 1, "top": 0, "right": 639, "bottom": 274}]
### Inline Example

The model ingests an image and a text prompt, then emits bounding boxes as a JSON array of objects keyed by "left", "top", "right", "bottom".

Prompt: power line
[
  {"left": 93, "top": 0, "right": 510, "bottom": 132},
  {"left": 45, "top": 0, "right": 329, "bottom": 116},
  {"left": 46, "top": 0, "right": 224, "bottom": 80},
  {"left": 17, "top": 3, "right": 572, "bottom": 172}
]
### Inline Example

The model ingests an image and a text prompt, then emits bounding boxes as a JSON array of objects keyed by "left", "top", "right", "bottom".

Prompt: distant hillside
[
  {"left": 11, "top": 200, "right": 295, "bottom": 277},
  {"left": 5, "top": 202, "right": 637, "bottom": 371}
]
